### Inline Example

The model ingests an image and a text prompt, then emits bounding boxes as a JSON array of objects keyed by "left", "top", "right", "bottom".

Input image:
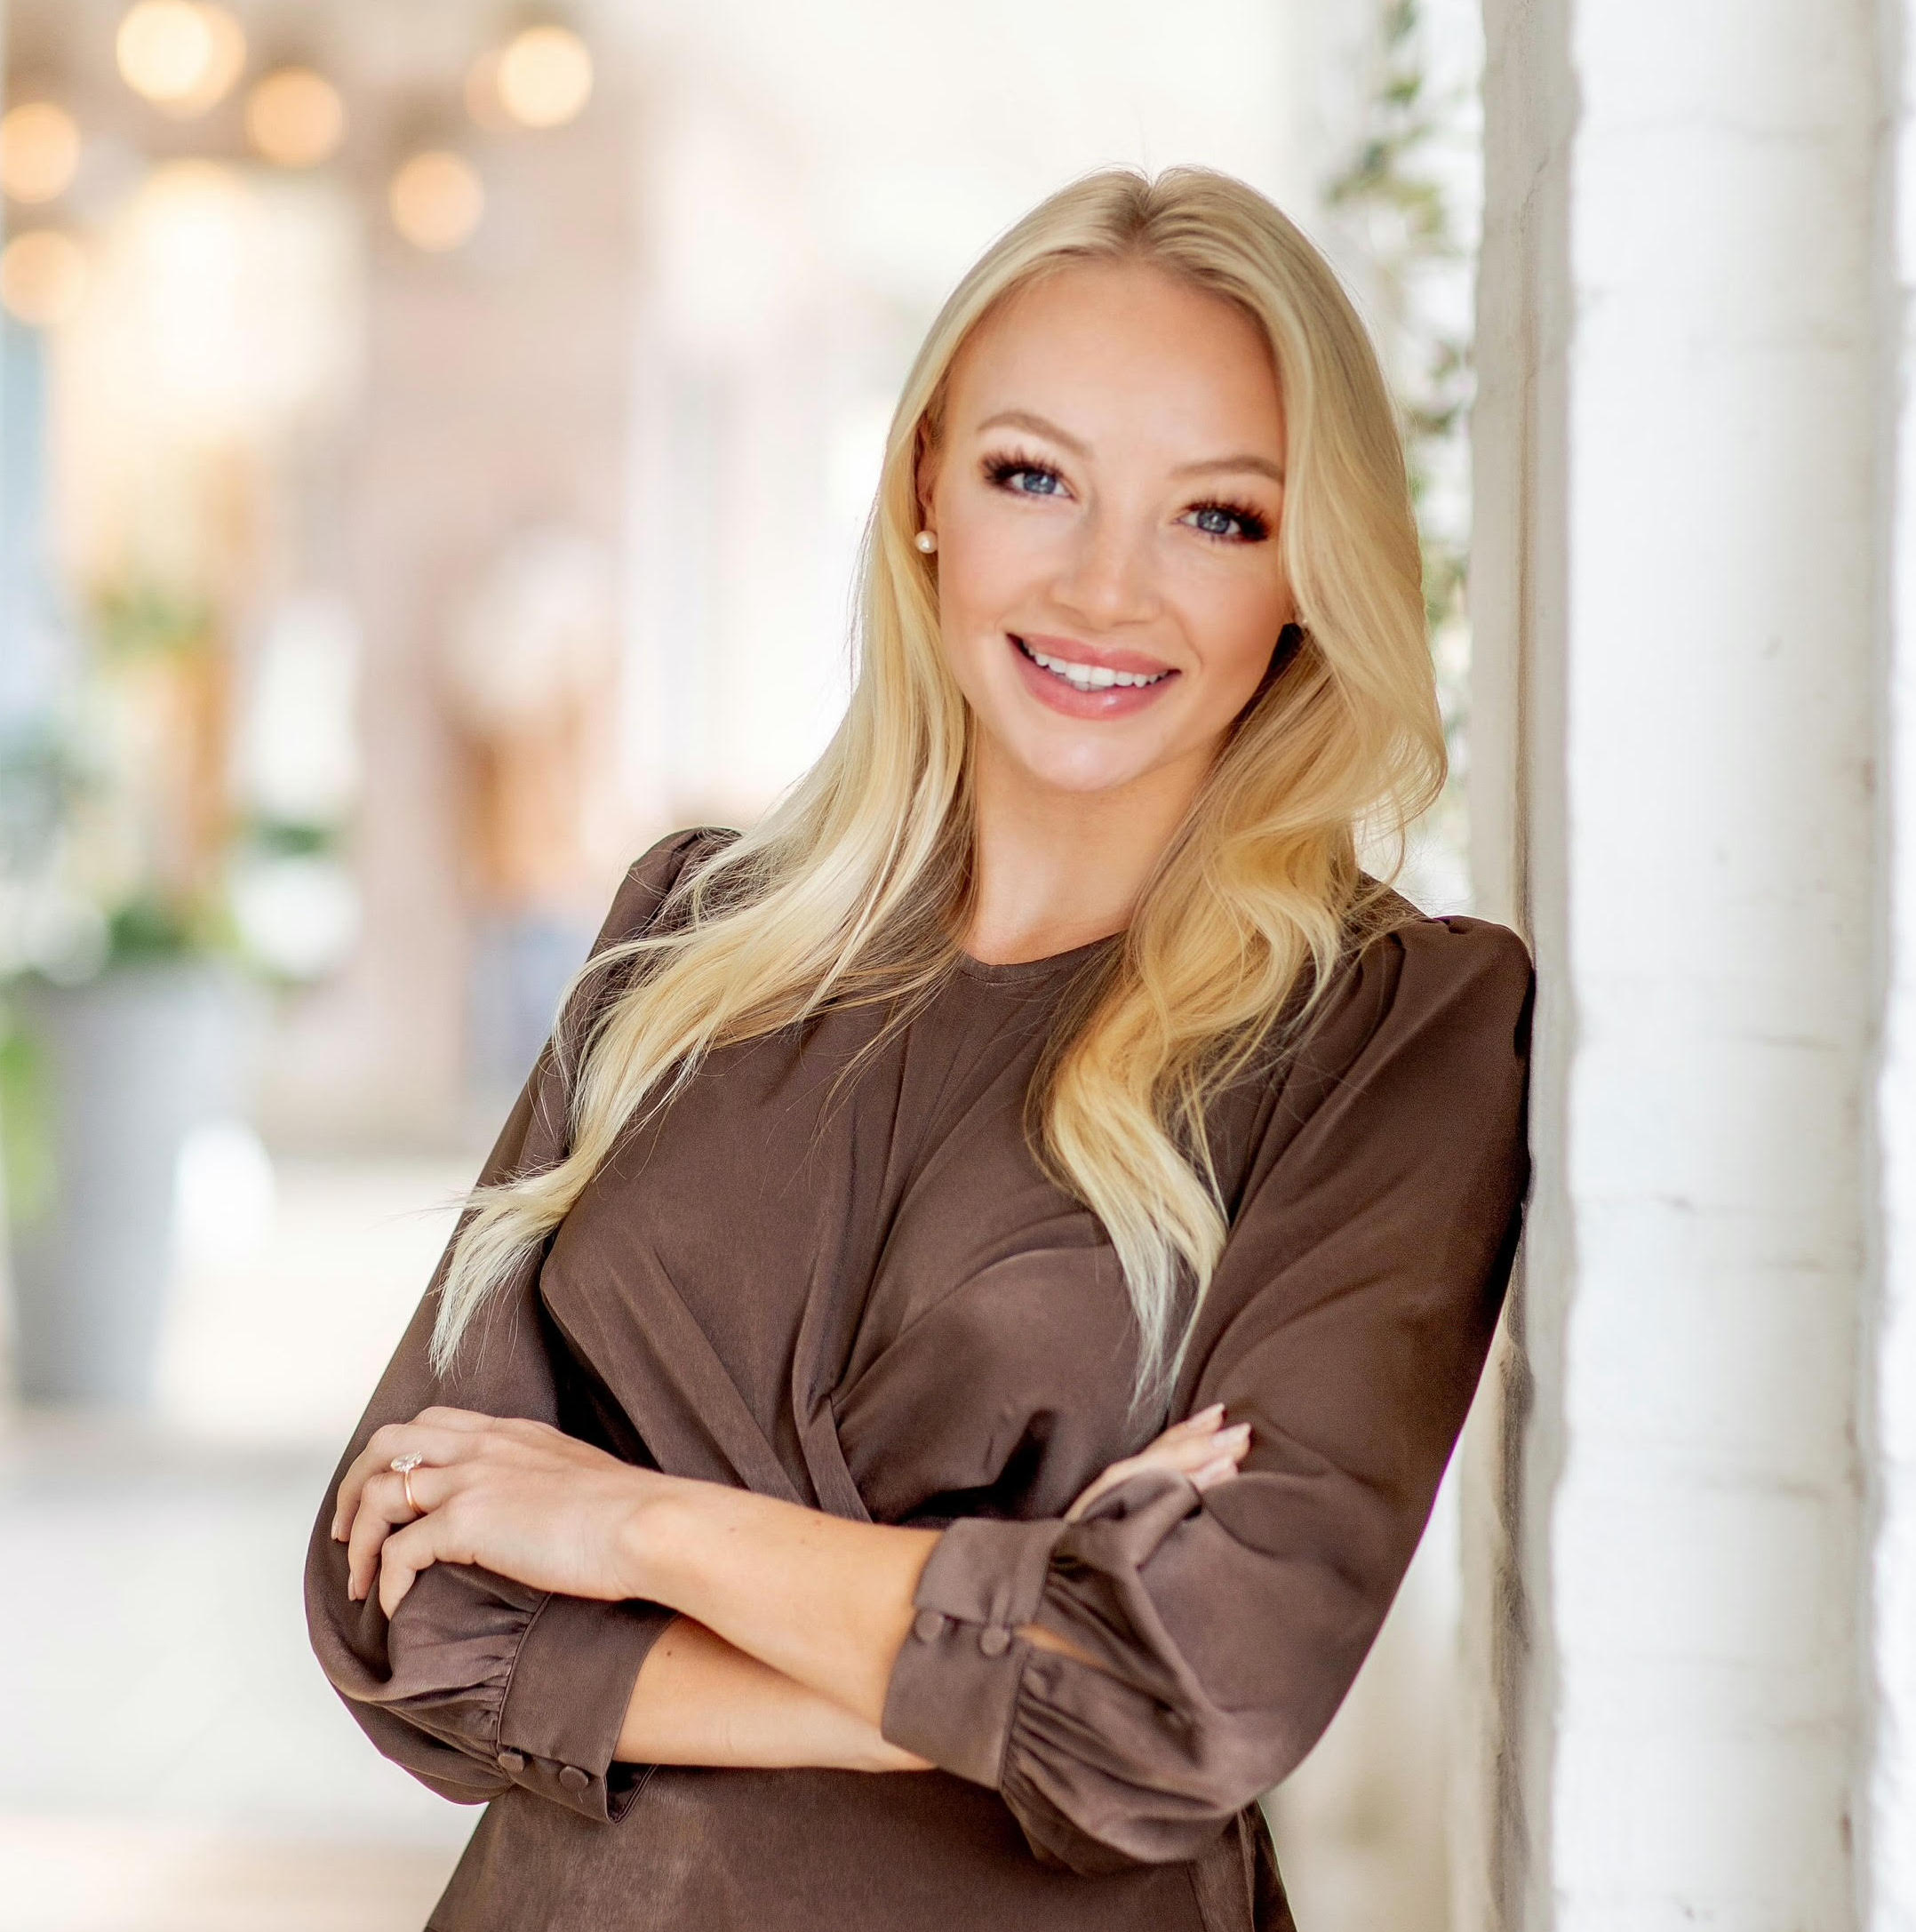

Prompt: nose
[{"left": 1050, "top": 503, "right": 1162, "bottom": 631}]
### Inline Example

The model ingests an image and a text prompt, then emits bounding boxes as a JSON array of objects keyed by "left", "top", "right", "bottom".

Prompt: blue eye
[
  {"left": 1183, "top": 500, "right": 1270, "bottom": 543},
  {"left": 983, "top": 449, "right": 1068, "bottom": 498}
]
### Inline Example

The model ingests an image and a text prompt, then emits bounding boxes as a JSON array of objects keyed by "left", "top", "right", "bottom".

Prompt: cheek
[
  {"left": 1179, "top": 568, "right": 1294, "bottom": 699},
  {"left": 932, "top": 501, "right": 1051, "bottom": 660}
]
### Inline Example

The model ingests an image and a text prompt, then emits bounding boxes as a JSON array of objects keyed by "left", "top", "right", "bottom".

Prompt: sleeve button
[
  {"left": 495, "top": 1750, "right": 527, "bottom": 1773},
  {"left": 912, "top": 1608, "right": 946, "bottom": 1643},
  {"left": 978, "top": 1625, "right": 1011, "bottom": 1657},
  {"left": 558, "top": 1765, "right": 590, "bottom": 1793}
]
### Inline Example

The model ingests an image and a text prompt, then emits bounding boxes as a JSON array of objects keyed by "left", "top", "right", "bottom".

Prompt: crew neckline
[{"left": 954, "top": 930, "right": 1124, "bottom": 984}]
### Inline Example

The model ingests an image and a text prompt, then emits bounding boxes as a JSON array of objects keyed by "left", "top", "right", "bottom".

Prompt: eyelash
[{"left": 979, "top": 445, "right": 1272, "bottom": 545}]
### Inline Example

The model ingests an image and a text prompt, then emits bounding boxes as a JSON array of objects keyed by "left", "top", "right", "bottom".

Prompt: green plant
[
  {"left": 1325, "top": 0, "right": 1475, "bottom": 637},
  {"left": 1324, "top": 0, "right": 1479, "bottom": 890},
  {"left": 0, "top": 996, "right": 54, "bottom": 1228}
]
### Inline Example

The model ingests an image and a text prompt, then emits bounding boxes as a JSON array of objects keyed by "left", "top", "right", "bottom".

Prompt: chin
[{"left": 1002, "top": 729, "right": 1169, "bottom": 799}]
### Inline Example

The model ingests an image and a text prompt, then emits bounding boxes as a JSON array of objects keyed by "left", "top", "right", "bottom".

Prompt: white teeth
[{"left": 1024, "top": 644, "right": 1169, "bottom": 691}]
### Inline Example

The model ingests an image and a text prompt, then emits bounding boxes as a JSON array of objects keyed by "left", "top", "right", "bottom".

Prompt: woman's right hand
[{"left": 1063, "top": 1403, "right": 1251, "bottom": 1524}]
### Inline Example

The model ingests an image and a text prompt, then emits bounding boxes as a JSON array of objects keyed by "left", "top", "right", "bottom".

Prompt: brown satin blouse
[{"left": 305, "top": 825, "right": 1534, "bottom": 1932}]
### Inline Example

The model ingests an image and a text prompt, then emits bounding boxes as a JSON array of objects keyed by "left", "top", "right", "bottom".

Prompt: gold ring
[{"left": 390, "top": 1451, "right": 425, "bottom": 1514}]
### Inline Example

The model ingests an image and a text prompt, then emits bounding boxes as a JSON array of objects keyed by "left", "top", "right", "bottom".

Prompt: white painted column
[
  {"left": 1870, "top": 6, "right": 1916, "bottom": 1926},
  {"left": 1470, "top": 1, "right": 1887, "bottom": 1926}
]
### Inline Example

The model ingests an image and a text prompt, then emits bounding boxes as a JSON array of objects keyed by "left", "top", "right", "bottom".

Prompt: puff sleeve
[
  {"left": 302, "top": 826, "right": 730, "bottom": 1824},
  {"left": 879, "top": 914, "right": 1534, "bottom": 1874}
]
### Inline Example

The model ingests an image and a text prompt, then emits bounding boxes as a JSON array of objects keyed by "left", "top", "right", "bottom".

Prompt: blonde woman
[{"left": 309, "top": 165, "right": 1531, "bottom": 1932}]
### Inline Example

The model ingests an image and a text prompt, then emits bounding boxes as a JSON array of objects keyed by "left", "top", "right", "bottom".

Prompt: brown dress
[{"left": 305, "top": 825, "right": 1533, "bottom": 1932}]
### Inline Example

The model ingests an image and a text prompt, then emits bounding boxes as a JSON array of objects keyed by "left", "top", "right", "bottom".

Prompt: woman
[{"left": 307, "top": 164, "right": 1532, "bottom": 1932}]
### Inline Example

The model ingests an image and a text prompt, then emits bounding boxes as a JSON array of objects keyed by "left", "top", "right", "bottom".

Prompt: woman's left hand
[{"left": 331, "top": 1406, "right": 666, "bottom": 1617}]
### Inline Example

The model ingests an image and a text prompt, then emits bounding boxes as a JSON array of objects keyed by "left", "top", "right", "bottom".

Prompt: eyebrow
[{"left": 974, "top": 407, "right": 1285, "bottom": 486}]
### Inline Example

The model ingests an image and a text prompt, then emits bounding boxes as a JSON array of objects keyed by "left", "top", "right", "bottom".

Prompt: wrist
[{"left": 614, "top": 1471, "right": 700, "bottom": 1603}]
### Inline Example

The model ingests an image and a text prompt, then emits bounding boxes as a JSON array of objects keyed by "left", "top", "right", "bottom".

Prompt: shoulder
[
  {"left": 1377, "top": 898, "right": 1532, "bottom": 1010},
  {"left": 1347, "top": 882, "right": 1530, "bottom": 993},
  {"left": 627, "top": 823, "right": 744, "bottom": 898},
  {"left": 1299, "top": 888, "right": 1534, "bottom": 1083},
  {"left": 594, "top": 824, "right": 743, "bottom": 951}
]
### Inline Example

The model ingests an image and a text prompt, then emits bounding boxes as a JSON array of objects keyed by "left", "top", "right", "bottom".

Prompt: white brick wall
[
  {"left": 1471, "top": 0, "right": 1895, "bottom": 1924},
  {"left": 1871, "top": 6, "right": 1916, "bottom": 1926}
]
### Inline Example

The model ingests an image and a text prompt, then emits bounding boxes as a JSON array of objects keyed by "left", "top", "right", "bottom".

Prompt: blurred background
[{"left": 0, "top": 3, "right": 1484, "bottom": 1926}]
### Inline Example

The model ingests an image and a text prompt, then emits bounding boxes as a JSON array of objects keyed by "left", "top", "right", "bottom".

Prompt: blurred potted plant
[{"left": 0, "top": 581, "right": 258, "bottom": 1406}]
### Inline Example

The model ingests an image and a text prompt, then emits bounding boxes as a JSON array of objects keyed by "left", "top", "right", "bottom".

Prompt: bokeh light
[
  {"left": 387, "top": 148, "right": 484, "bottom": 251},
  {"left": 244, "top": 66, "right": 346, "bottom": 167},
  {"left": 1, "top": 101, "right": 83, "bottom": 204},
  {"left": 496, "top": 24, "right": 594, "bottom": 130},
  {"left": 116, "top": 1, "right": 248, "bottom": 119},
  {"left": 463, "top": 46, "right": 512, "bottom": 132},
  {"left": 0, "top": 228, "right": 88, "bottom": 325}
]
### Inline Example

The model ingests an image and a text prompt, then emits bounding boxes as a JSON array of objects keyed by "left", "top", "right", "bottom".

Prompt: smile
[
  {"left": 1008, "top": 635, "right": 1180, "bottom": 720},
  {"left": 1013, "top": 636, "right": 1173, "bottom": 691}
]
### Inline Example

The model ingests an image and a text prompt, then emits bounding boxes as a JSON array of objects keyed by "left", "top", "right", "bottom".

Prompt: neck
[{"left": 961, "top": 734, "right": 1210, "bottom": 965}]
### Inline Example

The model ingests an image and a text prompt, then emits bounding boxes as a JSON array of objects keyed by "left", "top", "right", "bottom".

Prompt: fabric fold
[{"left": 303, "top": 827, "right": 730, "bottom": 1823}]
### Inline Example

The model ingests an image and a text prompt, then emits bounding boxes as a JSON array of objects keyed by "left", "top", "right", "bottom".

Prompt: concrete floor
[{"left": 0, "top": 1154, "right": 479, "bottom": 1932}]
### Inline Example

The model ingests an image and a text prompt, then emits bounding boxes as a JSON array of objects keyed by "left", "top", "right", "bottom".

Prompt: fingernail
[
  {"left": 1221, "top": 1423, "right": 1251, "bottom": 1442},
  {"left": 1193, "top": 1403, "right": 1225, "bottom": 1425}
]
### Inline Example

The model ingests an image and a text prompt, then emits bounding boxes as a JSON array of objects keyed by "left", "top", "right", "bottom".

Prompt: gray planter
[{"left": 6, "top": 960, "right": 249, "bottom": 1406}]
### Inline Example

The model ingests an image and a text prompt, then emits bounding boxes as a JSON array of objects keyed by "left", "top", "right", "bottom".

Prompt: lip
[
  {"left": 1008, "top": 633, "right": 1181, "bottom": 720},
  {"left": 1016, "top": 632, "right": 1176, "bottom": 676}
]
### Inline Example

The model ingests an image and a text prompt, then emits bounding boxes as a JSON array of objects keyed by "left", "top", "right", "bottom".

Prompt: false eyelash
[
  {"left": 980, "top": 445, "right": 1062, "bottom": 491},
  {"left": 980, "top": 445, "right": 1270, "bottom": 543},
  {"left": 1186, "top": 497, "right": 1271, "bottom": 543}
]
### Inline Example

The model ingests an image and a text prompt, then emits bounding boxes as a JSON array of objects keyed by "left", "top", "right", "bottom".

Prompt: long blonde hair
[{"left": 431, "top": 165, "right": 1444, "bottom": 1409}]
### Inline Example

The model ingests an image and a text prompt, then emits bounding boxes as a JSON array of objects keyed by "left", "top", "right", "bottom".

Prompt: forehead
[{"left": 945, "top": 258, "right": 1285, "bottom": 452}]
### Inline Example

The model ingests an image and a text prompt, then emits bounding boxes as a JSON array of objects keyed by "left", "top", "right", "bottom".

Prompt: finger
[
  {"left": 1163, "top": 1404, "right": 1226, "bottom": 1442},
  {"left": 375, "top": 1512, "right": 454, "bottom": 1618},
  {"left": 346, "top": 1463, "right": 461, "bottom": 1601},
  {"left": 411, "top": 1406, "right": 500, "bottom": 1433},
  {"left": 333, "top": 1423, "right": 485, "bottom": 1541},
  {"left": 1189, "top": 1454, "right": 1243, "bottom": 1491},
  {"left": 1133, "top": 1425, "right": 1248, "bottom": 1478},
  {"left": 377, "top": 1499, "right": 483, "bottom": 1618}
]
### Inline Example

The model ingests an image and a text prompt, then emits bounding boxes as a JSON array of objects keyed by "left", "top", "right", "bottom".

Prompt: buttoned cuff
[
  {"left": 879, "top": 1514, "right": 1067, "bottom": 1787},
  {"left": 495, "top": 1593, "right": 679, "bottom": 1822}
]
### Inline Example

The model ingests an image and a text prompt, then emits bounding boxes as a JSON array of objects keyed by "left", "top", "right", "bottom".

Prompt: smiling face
[{"left": 918, "top": 257, "right": 1296, "bottom": 806}]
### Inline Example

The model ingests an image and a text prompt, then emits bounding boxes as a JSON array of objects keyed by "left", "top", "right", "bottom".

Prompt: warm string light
[
  {"left": 80, "top": 13, "right": 597, "bottom": 266},
  {"left": 1, "top": 228, "right": 87, "bottom": 325},
  {"left": 116, "top": 1, "right": 248, "bottom": 119},
  {"left": 388, "top": 149, "right": 485, "bottom": 252},
  {"left": 245, "top": 67, "right": 346, "bottom": 168},
  {"left": 2, "top": 102, "right": 83, "bottom": 204},
  {"left": 495, "top": 24, "right": 593, "bottom": 130}
]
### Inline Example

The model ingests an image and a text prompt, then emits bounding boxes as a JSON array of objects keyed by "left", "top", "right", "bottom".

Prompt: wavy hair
[{"left": 430, "top": 164, "right": 1444, "bottom": 1409}]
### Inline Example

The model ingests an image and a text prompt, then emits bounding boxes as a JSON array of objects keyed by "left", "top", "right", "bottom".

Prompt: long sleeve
[
  {"left": 303, "top": 826, "right": 730, "bottom": 1824},
  {"left": 880, "top": 914, "right": 1534, "bottom": 1873}
]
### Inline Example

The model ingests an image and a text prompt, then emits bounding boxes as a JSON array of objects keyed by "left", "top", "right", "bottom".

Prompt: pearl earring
[{"left": 914, "top": 530, "right": 938, "bottom": 555}]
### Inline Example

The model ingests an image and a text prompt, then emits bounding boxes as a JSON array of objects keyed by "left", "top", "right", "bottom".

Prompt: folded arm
[{"left": 331, "top": 1398, "right": 1249, "bottom": 1771}]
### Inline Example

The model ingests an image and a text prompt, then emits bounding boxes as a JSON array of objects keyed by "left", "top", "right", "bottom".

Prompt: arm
[
  {"left": 335, "top": 915, "right": 1527, "bottom": 1869},
  {"left": 617, "top": 1617, "right": 928, "bottom": 1770},
  {"left": 303, "top": 826, "right": 733, "bottom": 1822},
  {"left": 611, "top": 1410, "right": 1252, "bottom": 1750},
  {"left": 610, "top": 1404, "right": 1251, "bottom": 1725},
  {"left": 337, "top": 1394, "right": 1249, "bottom": 1761},
  {"left": 877, "top": 918, "right": 1536, "bottom": 1871}
]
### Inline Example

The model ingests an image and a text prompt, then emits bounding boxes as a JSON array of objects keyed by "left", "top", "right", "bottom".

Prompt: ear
[{"left": 913, "top": 415, "right": 943, "bottom": 533}]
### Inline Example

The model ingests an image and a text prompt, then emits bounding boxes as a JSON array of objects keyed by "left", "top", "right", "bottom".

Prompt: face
[{"left": 918, "top": 258, "right": 1295, "bottom": 804}]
